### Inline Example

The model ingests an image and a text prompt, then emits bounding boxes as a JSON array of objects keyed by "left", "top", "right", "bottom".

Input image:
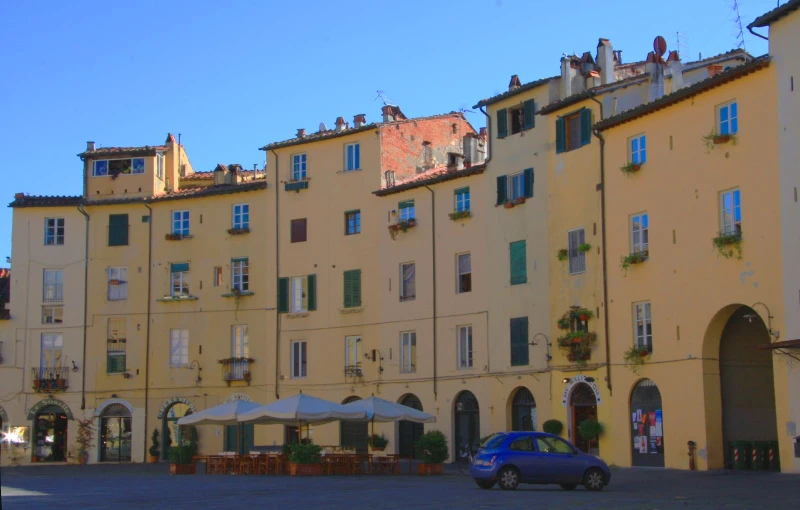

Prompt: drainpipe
[
  {"left": 143, "top": 202, "right": 153, "bottom": 461},
  {"left": 477, "top": 107, "right": 495, "bottom": 374},
  {"left": 77, "top": 204, "right": 89, "bottom": 410},
  {"left": 747, "top": 26, "right": 769, "bottom": 41},
  {"left": 589, "top": 93, "right": 612, "bottom": 396},
  {"left": 270, "top": 150, "right": 281, "bottom": 400},
  {"left": 423, "top": 185, "right": 437, "bottom": 400},
  {"left": 477, "top": 107, "right": 495, "bottom": 166}
]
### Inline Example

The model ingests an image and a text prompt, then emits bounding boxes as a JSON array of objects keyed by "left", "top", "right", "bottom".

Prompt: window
[
  {"left": 170, "top": 263, "right": 190, "bottom": 297},
  {"left": 108, "top": 214, "right": 129, "bottom": 246},
  {"left": 43, "top": 269, "right": 63, "bottom": 302},
  {"left": 457, "top": 253, "right": 471, "bottom": 293},
  {"left": 630, "top": 134, "right": 646, "bottom": 164},
  {"left": 422, "top": 143, "right": 432, "bottom": 165},
  {"left": 720, "top": 189, "right": 742, "bottom": 235},
  {"left": 213, "top": 267, "right": 223, "bottom": 287},
  {"left": 44, "top": 218, "right": 64, "bottom": 246},
  {"left": 232, "top": 204, "right": 249, "bottom": 230},
  {"left": 291, "top": 218, "right": 307, "bottom": 243},
  {"left": 345, "top": 210, "right": 361, "bottom": 235},
  {"left": 536, "top": 435, "right": 575, "bottom": 455},
  {"left": 400, "top": 331, "right": 416, "bottom": 373},
  {"left": 509, "top": 172, "right": 525, "bottom": 201},
  {"left": 496, "top": 99, "right": 535, "bottom": 139},
  {"left": 91, "top": 158, "right": 145, "bottom": 177},
  {"left": 231, "top": 258, "right": 249, "bottom": 292},
  {"left": 509, "top": 105, "right": 524, "bottom": 135},
  {"left": 510, "top": 316, "right": 529, "bottom": 366},
  {"left": 291, "top": 341, "right": 307, "bottom": 378},
  {"left": 455, "top": 187, "right": 470, "bottom": 212},
  {"left": 292, "top": 154, "right": 307, "bottom": 180},
  {"left": 496, "top": 168, "right": 533, "bottom": 205},
  {"left": 170, "top": 329, "right": 189, "bottom": 367},
  {"left": 278, "top": 275, "right": 317, "bottom": 313},
  {"left": 509, "top": 241, "right": 527, "bottom": 285},
  {"left": 568, "top": 228, "right": 586, "bottom": 275},
  {"left": 345, "top": 143, "right": 360, "bottom": 171},
  {"left": 555, "top": 109, "right": 592, "bottom": 153},
  {"left": 400, "top": 262, "right": 416, "bottom": 301},
  {"left": 458, "top": 325, "right": 473, "bottom": 369},
  {"left": 718, "top": 100, "right": 738, "bottom": 136},
  {"left": 156, "top": 153, "right": 164, "bottom": 180},
  {"left": 634, "top": 302, "right": 652, "bottom": 352},
  {"left": 41, "top": 333, "right": 63, "bottom": 369},
  {"left": 171, "top": 210, "right": 190, "bottom": 236},
  {"left": 399, "top": 200, "right": 415, "bottom": 221},
  {"left": 42, "top": 306, "right": 63, "bottom": 324},
  {"left": 292, "top": 276, "right": 308, "bottom": 312},
  {"left": 107, "top": 318, "right": 127, "bottom": 374},
  {"left": 630, "top": 213, "right": 649, "bottom": 254},
  {"left": 107, "top": 267, "right": 128, "bottom": 301},
  {"left": 509, "top": 436, "right": 534, "bottom": 451},
  {"left": 345, "top": 336, "right": 361, "bottom": 372},
  {"left": 343, "top": 269, "right": 362, "bottom": 308},
  {"left": 232, "top": 325, "right": 249, "bottom": 358}
]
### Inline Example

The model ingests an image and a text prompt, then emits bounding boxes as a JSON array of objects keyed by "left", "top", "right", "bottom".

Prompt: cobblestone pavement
[{"left": 1, "top": 463, "right": 799, "bottom": 509}]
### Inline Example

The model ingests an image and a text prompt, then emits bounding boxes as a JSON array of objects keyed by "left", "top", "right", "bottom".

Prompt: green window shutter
[
  {"left": 523, "top": 99, "right": 536, "bottom": 130},
  {"left": 171, "top": 262, "right": 189, "bottom": 273},
  {"left": 497, "top": 108, "right": 508, "bottom": 139},
  {"left": 580, "top": 108, "right": 592, "bottom": 146},
  {"left": 108, "top": 214, "right": 129, "bottom": 246},
  {"left": 307, "top": 274, "right": 317, "bottom": 311},
  {"left": 556, "top": 117, "right": 566, "bottom": 154},
  {"left": 399, "top": 200, "right": 414, "bottom": 209},
  {"left": 278, "top": 277, "right": 289, "bottom": 313},
  {"left": 510, "top": 240, "right": 527, "bottom": 285},
  {"left": 496, "top": 175, "right": 508, "bottom": 205},
  {"left": 351, "top": 269, "right": 361, "bottom": 307},
  {"left": 510, "top": 317, "right": 529, "bottom": 366},
  {"left": 523, "top": 168, "right": 534, "bottom": 198}
]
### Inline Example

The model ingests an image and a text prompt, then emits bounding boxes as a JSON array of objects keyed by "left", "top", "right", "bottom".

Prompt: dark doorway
[
  {"left": 454, "top": 391, "right": 480, "bottom": 457},
  {"left": 630, "top": 379, "right": 664, "bottom": 467},
  {"left": 161, "top": 403, "right": 192, "bottom": 459},
  {"left": 398, "top": 394, "right": 424, "bottom": 457},
  {"left": 225, "top": 424, "right": 254, "bottom": 454},
  {"left": 511, "top": 387, "right": 537, "bottom": 431},
  {"left": 33, "top": 407, "right": 67, "bottom": 462},
  {"left": 285, "top": 426, "right": 299, "bottom": 444},
  {"left": 340, "top": 396, "right": 368, "bottom": 453},
  {"left": 569, "top": 383, "right": 598, "bottom": 454},
  {"left": 100, "top": 404, "right": 132, "bottom": 462}
]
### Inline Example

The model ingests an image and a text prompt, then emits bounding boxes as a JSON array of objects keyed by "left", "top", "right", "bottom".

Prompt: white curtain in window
[
  {"left": 458, "top": 254, "right": 471, "bottom": 275},
  {"left": 402, "top": 264, "right": 416, "bottom": 297}
]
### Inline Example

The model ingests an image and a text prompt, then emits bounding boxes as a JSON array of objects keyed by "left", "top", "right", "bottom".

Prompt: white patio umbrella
[
  {"left": 237, "top": 394, "right": 367, "bottom": 431},
  {"left": 342, "top": 396, "right": 436, "bottom": 438},
  {"left": 177, "top": 400, "right": 261, "bottom": 454}
]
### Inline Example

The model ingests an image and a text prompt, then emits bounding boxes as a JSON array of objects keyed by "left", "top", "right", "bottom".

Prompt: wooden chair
[{"left": 207, "top": 456, "right": 225, "bottom": 475}]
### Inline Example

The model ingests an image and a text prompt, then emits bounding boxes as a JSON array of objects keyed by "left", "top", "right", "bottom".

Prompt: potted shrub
[
  {"left": 578, "top": 419, "right": 602, "bottom": 456},
  {"left": 557, "top": 249, "right": 568, "bottom": 262},
  {"left": 149, "top": 428, "right": 160, "bottom": 463},
  {"left": 578, "top": 243, "right": 592, "bottom": 254},
  {"left": 415, "top": 430, "right": 449, "bottom": 475},
  {"left": 712, "top": 231, "right": 743, "bottom": 259},
  {"left": 623, "top": 345, "right": 651, "bottom": 375},
  {"left": 542, "top": 419, "right": 564, "bottom": 436},
  {"left": 369, "top": 434, "right": 389, "bottom": 452},
  {"left": 288, "top": 442, "right": 323, "bottom": 476},
  {"left": 75, "top": 418, "right": 95, "bottom": 466},
  {"left": 168, "top": 444, "right": 196, "bottom": 475}
]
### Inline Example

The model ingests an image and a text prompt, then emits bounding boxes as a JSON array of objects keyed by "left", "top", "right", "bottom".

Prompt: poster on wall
[
  {"left": 639, "top": 437, "right": 648, "bottom": 454},
  {"left": 655, "top": 410, "right": 663, "bottom": 436}
]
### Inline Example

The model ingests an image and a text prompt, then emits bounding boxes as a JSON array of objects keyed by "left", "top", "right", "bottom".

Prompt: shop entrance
[
  {"left": 569, "top": 383, "right": 598, "bottom": 455},
  {"left": 510, "top": 387, "right": 537, "bottom": 431},
  {"left": 340, "top": 396, "right": 368, "bottom": 453},
  {"left": 161, "top": 402, "right": 192, "bottom": 459},
  {"left": 398, "top": 394, "right": 424, "bottom": 457},
  {"left": 100, "top": 404, "right": 132, "bottom": 462},
  {"left": 33, "top": 406, "right": 67, "bottom": 462},
  {"left": 454, "top": 391, "right": 480, "bottom": 457},
  {"left": 630, "top": 379, "right": 664, "bottom": 467}
]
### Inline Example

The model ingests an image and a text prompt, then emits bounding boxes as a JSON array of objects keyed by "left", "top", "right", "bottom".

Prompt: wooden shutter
[
  {"left": 307, "top": 274, "right": 317, "bottom": 311},
  {"left": 580, "top": 108, "right": 592, "bottom": 146},
  {"left": 291, "top": 218, "right": 307, "bottom": 243},
  {"left": 509, "top": 241, "right": 527, "bottom": 285},
  {"left": 523, "top": 99, "right": 536, "bottom": 130},
  {"left": 510, "top": 317, "right": 529, "bottom": 366},
  {"left": 523, "top": 168, "right": 534, "bottom": 198},
  {"left": 497, "top": 108, "right": 508, "bottom": 139},
  {"left": 108, "top": 214, "right": 129, "bottom": 246},
  {"left": 496, "top": 175, "right": 508, "bottom": 205},
  {"left": 343, "top": 269, "right": 361, "bottom": 308},
  {"left": 556, "top": 117, "right": 566, "bottom": 153},
  {"left": 277, "top": 277, "right": 289, "bottom": 313}
]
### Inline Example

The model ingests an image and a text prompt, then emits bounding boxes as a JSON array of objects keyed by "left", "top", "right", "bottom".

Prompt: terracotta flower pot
[
  {"left": 579, "top": 314, "right": 589, "bottom": 321},
  {"left": 418, "top": 463, "right": 443, "bottom": 475},
  {"left": 504, "top": 202, "right": 514, "bottom": 209},
  {"left": 149, "top": 455, "right": 159, "bottom": 463},
  {"left": 289, "top": 462, "right": 322, "bottom": 476},
  {"left": 170, "top": 464, "right": 195, "bottom": 475}
]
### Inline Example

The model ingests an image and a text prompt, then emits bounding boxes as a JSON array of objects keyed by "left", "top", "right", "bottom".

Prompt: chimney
[
  {"left": 560, "top": 57, "right": 573, "bottom": 99},
  {"left": 646, "top": 52, "right": 665, "bottom": 101},
  {"left": 707, "top": 65, "right": 724, "bottom": 78},
  {"left": 580, "top": 52, "right": 596, "bottom": 76},
  {"left": 597, "top": 38, "right": 615, "bottom": 85},
  {"left": 508, "top": 75, "right": 522, "bottom": 91},
  {"left": 228, "top": 164, "right": 243, "bottom": 184},
  {"left": 213, "top": 164, "right": 228, "bottom": 186},
  {"left": 382, "top": 105, "right": 396, "bottom": 123},
  {"left": 667, "top": 51, "right": 684, "bottom": 92},
  {"left": 14, "top": 192, "right": 24, "bottom": 200},
  {"left": 354, "top": 114, "right": 366, "bottom": 128},
  {"left": 296, "top": 128, "right": 306, "bottom": 138},
  {"left": 335, "top": 117, "right": 346, "bottom": 132},
  {"left": 447, "top": 152, "right": 465, "bottom": 171},
  {"left": 463, "top": 134, "right": 487, "bottom": 165},
  {"left": 86, "top": 141, "right": 95, "bottom": 152}
]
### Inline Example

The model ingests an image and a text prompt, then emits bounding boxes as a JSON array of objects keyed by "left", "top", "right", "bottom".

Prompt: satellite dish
[
  {"left": 319, "top": 122, "right": 327, "bottom": 131},
  {"left": 653, "top": 36, "right": 667, "bottom": 57}
]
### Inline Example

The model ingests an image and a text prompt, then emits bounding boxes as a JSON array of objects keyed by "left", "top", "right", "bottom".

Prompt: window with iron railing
[
  {"left": 43, "top": 269, "right": 63, "bottom": 302},
  {"left": 107, "top": 318, "right": 127, "bottom": 373},
  {"left": 107, "top": 267, "right": 128, "bottom": 301}
]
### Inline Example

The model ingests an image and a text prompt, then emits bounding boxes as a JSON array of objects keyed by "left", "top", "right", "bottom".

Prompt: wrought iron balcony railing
[
  {"left": 32, "top": 367, "right": 70, "bottom": 392},
  {"left": 344, "top": 365, "right": 362, "bottom": 377},
  {"left": 219, "top": 358, "right": 253, "bottom": 385}
]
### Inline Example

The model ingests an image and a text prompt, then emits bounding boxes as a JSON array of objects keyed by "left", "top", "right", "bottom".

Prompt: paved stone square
[{"left": 1, "top": 464, "right": 799, "bottom": 509}]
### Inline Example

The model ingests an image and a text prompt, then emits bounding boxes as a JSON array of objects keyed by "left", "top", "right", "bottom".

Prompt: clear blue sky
[{"left": 0, "top": 0, "right": 775, "bottom": 262}]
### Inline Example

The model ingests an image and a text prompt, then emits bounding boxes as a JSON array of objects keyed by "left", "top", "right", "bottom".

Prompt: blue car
[{"left": 469, "top": 431, "right": 611, "bottom": 491}]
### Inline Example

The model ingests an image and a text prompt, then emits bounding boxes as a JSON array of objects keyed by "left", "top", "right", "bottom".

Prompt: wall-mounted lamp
[
  {"left": 189, "top": 360, "right": 203, "bottom": 383},
  {"left": 364, "top": 350, "right": 384, "bottom": 373},
  {"left": 71, "top": 360, "right": 79, "bottom": 373},
  {"left": 562, "top": 377, "right": 570, "bottom": 384},
  {"left": 746, "top": 302, "right": 780, "bottom": 339}
]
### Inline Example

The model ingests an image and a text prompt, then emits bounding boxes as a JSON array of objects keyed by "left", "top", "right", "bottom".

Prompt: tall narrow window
[
  {"left": 509, "top": 241, "right": 527, "bottom": 285},
  {"left": 291, "top": 218, "right": 307, "bottom": 243},
  {"left": 291, "top": 341, "right": 307, "bottom": 378},
  {"left": 41, "top": 333, "right": 63, "bottom": 369},
  {"left": 400, "top": 262, "right": 416, "bottom": 301},
  {"left": 458, "top": 325, "right": 473, "bottom": 369},
  {"left": 107, "top": 267, "right": 128, "bottom": 301},
  {"left": 457, "top": 253, "right": 471, "bottom": 293},
  {"left": 291, "top": 276, "right": 308, "bottom": 312},
  {"left": 634, "top": 302, "right": 653, "bottom": 353},
  {"left": 510, "top": 317, "right": 529, "bottom": 366},
  {"left": 454, "top": 187, "right": 470, "bottom": 212},
  {"left": 156, "top": 153, "right": 164, "bottom": 180},
  {"left": 630, "top": 213, "right": 649, "bottom": 255},
  {"left": 720, "top": 189, "right": 742, "bottom": 235},
  {"left": 171, "top": 211, "right": 190, "bottom": 236},
  {"left": 630, "top": 134, "right": 647, "bottom": 164},
  {"left": 718, "top": 100, "right": 738, "bottom": 135},
  {"left": 169, "top": 329, "right": 189, "bottom": 367},
  {"left": 292, "top": 154, "right": 307, "bottom": 180},
  {"left": 232, "top": 204, "right": 249, "bottom": 230},
  {"left": 107, "top": 318, "right": 127, "bottom": 373},
  {"left": 108, "top": 214, "right": 129, "bottom": 246},
  {"left": 213, "top": 267, "right": 223, "bottom": 287},
  {"left": 345, "top": 210, "right": 361, "bottom": 235},
  {"left": 345, "top": 336, "right": 361, "bottom": 374},
  {"left": 170, "top": 263, "right": 190, "bottom": 297},
  {"left": 568, "top": 229, "right": 586, "bottom": 275},
  {"left": 44, "top": 218, "right": 65, "bottom": 246},
  {"left": 399, "top": 200, "right": 415, "bottom": 221},
  {"left": 231, "top": 258, "right": 249, "bottom": 292},
  {"left": 343, "top": 269, "right": 362, "bottom": 308},
  {"left": 345, "top": 143, "right": 360, "bottom": 171},
  {"left": 232, "top": 325, "right": 249, "bottom": 358},
  {"left": 279, "top": 275, "right": 316, "bottom": 313},
  {"left": 43, "top": 269, "right": 64, "bottom": 302},
  {"left": 509, "top": 172, "right": 525, "bottom": 201},
  {"left": 400, "top": 331, "right": 417, "bottom": 373}
]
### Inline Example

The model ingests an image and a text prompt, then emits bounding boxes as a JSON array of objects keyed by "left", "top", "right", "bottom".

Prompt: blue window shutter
[
  {"left": 307, "top": 274, "right": 317, "bottom": 311},
  {"left": 497, "top": 108, "right": 508, "bottom": 139},
  {"left": 556, "top": 118, "right": 566, "bottom": 153},
  {"left": 496, "top": 175, "right": 508, "bottom": 205},
  {"left": 523, "top": 168, "right": 534, "bottom": 198},
  {"left": 523, "top": 99, "right": 536, "bottom": 130},
  {"left": 171, "top": 262, "right": 189, "bottom": 273},
  {"left": 278, "top": 277, "right": 289, "bottom": 313},
  {"left": 580, "top": 108, "right": 592, "bottom": 146},
  {"left": 510, "top": 241, "right": 527, "bottom": 285}
]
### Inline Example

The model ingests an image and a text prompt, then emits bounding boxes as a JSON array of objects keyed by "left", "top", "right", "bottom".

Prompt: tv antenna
[
  {"left": 676, "top": 32, "right": 690, "bottom": 57},
  {"left": 729, "top": 0, "right": 746, "bottom": 51},
  {"left": 374, "top": 90, "right": 396, "bottom": 106}
]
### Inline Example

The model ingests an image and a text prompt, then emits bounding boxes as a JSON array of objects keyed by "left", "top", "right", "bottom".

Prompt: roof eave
[
  {"left": 748, "top": 0, "right": 800, "bottom": 28},
  {"left": 372, "top": 165, "right": 486, "bottom": 197}
]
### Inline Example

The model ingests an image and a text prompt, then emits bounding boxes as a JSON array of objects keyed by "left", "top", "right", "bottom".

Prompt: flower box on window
[
  {"left": 712, "top": 231, "right": 743, "bottom": 259},
  {"left": 620, "top": 162, "right": 642, "bottom": 176},
  {"left": 620, "top": 250, "right": 649, "bottom": 272},
  {"left": 285, "top": 178, "right": 310, "bottom": 192},
  {"left": 448, "top": 210, "right": 472, "bottom": 221},
  {"left": 165, "top": 233, "right": 192, "bottom": 241},
  {"left": 227, "top": 227, "right": 250, "bottom": 235},
  {"left": 503, "top": 197, "right": 526, "bottom": 209},
  {"left": 702, "top": 131, "right": 738, "bottom": 152},
  {"left": 388, "top": 218, "right": 416, "bottom": 240}
]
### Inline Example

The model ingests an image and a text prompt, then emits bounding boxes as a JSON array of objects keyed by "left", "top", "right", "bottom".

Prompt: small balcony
[
  {"left": 32, "top": 367, "right": 69, "bottom": 392},
  {"left": 344, "top": 365, "right": 363, "bottom": 377},
  {"left": 219, "top": 358, "right": 253, "bottom": 385},
  {"left": 108, "top": 281, "right": 128, "bottom": 301}
]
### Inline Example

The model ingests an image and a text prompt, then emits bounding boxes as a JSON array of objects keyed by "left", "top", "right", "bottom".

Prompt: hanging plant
[
  {"left": 623, "top": 345, "right": 651, "bottom": 374},
  {"left": 712, "top": 232, "right": 742, "bottom": 259},
  {"left": 557, "top": 249, "right": 568, "bottom": 262},
  {"left": 578, "top": 243, "right": 592, "bottom": 254},
  {"left": 620, "top": 162, "right": 642, "bottom": 176},
  {"left": 702, "top": 130, "right": 737, "bottom": 153},
  {"left": 388, "top": 218, "right": 416, "bottom": 240},
  {"left": 620, "top": 250, "right": 649, "bottom": 272},
  {"left": 555, "top": 307, "right": 596, "bottom": 367}
]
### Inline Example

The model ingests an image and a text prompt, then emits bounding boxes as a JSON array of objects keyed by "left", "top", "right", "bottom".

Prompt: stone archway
[
  {"left": 454, "top": 391, "right": 480, "bottom": 458},
  {"left": 568, "top": 383, "right": 598, "bottom": 455},
  {"left": 158, "top": 398, "right": 196, "bottom": 459},
  {"left": 28, "top": 398, "right": 73, "bottom": 463},
  {"left": 509, "top": 387, "right": 536, "bottom": 431},
  {"left": 398, "top": 394, "right": 424, "bottom": 457}
]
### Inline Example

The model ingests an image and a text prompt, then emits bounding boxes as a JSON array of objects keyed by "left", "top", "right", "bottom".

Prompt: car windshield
[{"left": 482, "top": 433, "right": 507, "bottom": 449}]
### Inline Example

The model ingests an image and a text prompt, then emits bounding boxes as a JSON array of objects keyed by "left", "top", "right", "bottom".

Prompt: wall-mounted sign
[
  {"left": 94, "top": 398, "right": 135, "bottom": 417},
  {"left": 224, "top": 393, "right": 254, "bottom": 403},
  {"left": 157, "top": 397, "right": 196, "bottom": 419},
  {"left": 26, "top": 398, "right": 74, "bottom": 420},
  {"left": 561, "top": 375, "right": 603, "bottom": 407}
]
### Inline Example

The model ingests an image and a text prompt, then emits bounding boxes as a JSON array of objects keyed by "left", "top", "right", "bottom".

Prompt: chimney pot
[
  {"left": 508, "top": 74, "right": 522, "bottom": 91},
  {"left": 335, "top": 116, "right": 346, "bottom": 132},
  {"left": 14, "top": 192, "right": 24, "bottom": 199},
  {"left": 381, "top": 105, "right": 396, "bottom": 123},
  {"left": 86, "top": 141, "right": 95, "bottom": 151},
  {"left": 707, "top": 65, "right": 724, "bottom": 78},
  {"left": 353, "top": 114, "right": 366, "bottom": 128},
  {"left": 297, "top": 128, "right": 306, "bottom": 138}
]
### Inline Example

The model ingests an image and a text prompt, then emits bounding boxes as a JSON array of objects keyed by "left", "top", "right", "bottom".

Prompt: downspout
[
  {"left": 747, "top": 25, "right": 769, "bottom": 41},
  {"left": 143, "top": 202, "right": 153, "bottom": 461},
  {"left": 423, "top": 185, "right": 437, "bottom": 400},
  {"left": 270, "top": 149, "right": 281, "bottom": 400},
  {"left": 589, "top": 93, "right": 612, "bottom": 396},
  {"left": 77, "top": 204, "right": 89, "bottom": 410},
  {"left": 477, "top": 107, "right": 495, "bottom": 165},
  {"left": 477, "top": 106, "right": 494, "bottom": 373}
]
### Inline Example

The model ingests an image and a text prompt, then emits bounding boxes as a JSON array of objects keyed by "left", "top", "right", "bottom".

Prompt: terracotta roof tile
[
  {"left": 373, "top": 164, "right": 486, "bottom": 197},
  {"left": 749, "top": 0, "right": 800, "bottom": 28},
  {"left": 473, "top": 76, "right": 559, "bottom": 108},
  {"left": 78, "top": 145, "right": 168, "bottom": 158},
  {"left": 8, "top": 195, "right": 83, "bottom": 208}
]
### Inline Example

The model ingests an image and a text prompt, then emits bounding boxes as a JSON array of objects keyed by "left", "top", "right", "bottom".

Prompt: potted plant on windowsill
[
  {"left": 288, "top": 442, "right": 323, "bottom": 476},
  {"left": 702, "top": 130, "right": 738, "bottom": 152},
  {"left": 620, "top": 250, "right": 649, "bottom": 272},
  {"left": 712, "top": 231, "right": 743, "bottom": 259},
  {"left": 620, "top": 162, "right": 643, "bottom": 176},
  {"left": 578, "top": 243, "right": 592, "bottom": 254},
  {"left": 388, "top": 218, "right": 416, "bottom": 240},
  {"left": 415, "top": 430, "right": 449, "bottom": 475},
  {"left": 227, "top": 227, "right": 250, "bottom": 235},
  {"left": 448, "top": 210, "right": 472, "bottom": 221},
  {"left": 165, "top": 233, "right": 191, "bottom": 241},
  {"left": 369, "top": 434, "right": 389, "bottom": 452},
  {"left": 557, "top": 249, "right": 568, "bottom": 262},
  {"left": 623, "top": 345, "right": 651, "bottom": 375},
  {"left": 149, "top": 428, "right": 160, "bottom": 463}
]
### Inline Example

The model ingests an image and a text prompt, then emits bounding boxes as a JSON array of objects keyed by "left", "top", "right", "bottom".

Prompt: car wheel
[
  {"left": 475, "top": 480, "right": 496, "bottom": 490},
  {"left": 560, "top": 483, "right": 578, "bottom": 491},
  {"left": 498, "top": 467, "right": 519, "bottom": 490},
  {"left": 583, "top": 468, "right": 605, "bottom": 491}
]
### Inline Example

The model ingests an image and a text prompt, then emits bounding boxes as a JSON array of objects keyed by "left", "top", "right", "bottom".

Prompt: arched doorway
[
  {"left": 630, "top": 379, "right": 664, "bottom": 467},
  {"left": 398, "top": 394, "right": 424, "bottom": 457},
  {"left": 510, "top": 387, "right": 537, "bottom": 431},
  {"left": 224, "top": 394, "right": 255, "bottom": 454},
  {"left": 99, "top": 404, "right": 132, "bottom": 462},
  {"left": 569, "top": 383, "right": 597, "bottom": 454},
  {"left": 454, "top": 391, "right": 480, "bottom": 456},
  {"left": 161, "top": 402, "right": 193, "bottom": 459},
  {"left": 33, "top": 406, "right": 68, "bottom": 462},
  {"left": 340, "top": 396, "right": 368, "bottom": 453}
]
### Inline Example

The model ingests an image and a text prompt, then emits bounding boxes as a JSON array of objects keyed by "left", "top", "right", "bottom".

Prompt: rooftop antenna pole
[
  {"left": 676, "top": 32, "right": 690, "bottom": 57},
  {"left": 730, "top": 0, "right": 747, "bottom": 51}
]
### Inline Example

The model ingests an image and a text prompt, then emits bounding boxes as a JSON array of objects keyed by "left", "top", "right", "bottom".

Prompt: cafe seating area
[{"left": 191, "top": 450, "right": 414, "bottom": 476}]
